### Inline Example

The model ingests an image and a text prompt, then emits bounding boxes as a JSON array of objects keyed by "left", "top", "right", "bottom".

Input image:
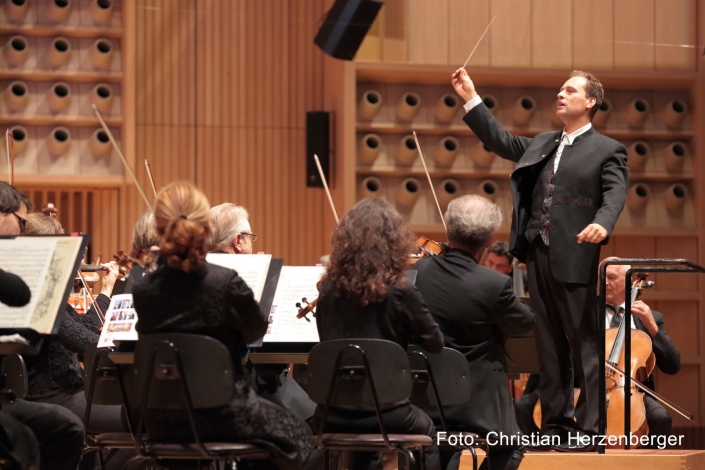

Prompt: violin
[
  {"left": 295, "top": 298, "right": 317, "bottom": 322},
  {"left": 416, "top": 236, "right": 449, "bottom": 257}
]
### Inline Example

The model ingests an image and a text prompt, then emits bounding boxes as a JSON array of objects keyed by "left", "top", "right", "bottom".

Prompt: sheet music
[
  {"left": 0, "top": 239, "right": 56, "bottom": 329},
  {"left": 30, "top": 237, "right": 84, "bottom": 333},
  {"left": 205, "top": 253, "right": 272, "bottom": 302},
  {"left": 97, "top": 294, "right": 138, "bottom": 347},
  {"left": 263, "top": 266, "right": 325, "bottom": 343}
]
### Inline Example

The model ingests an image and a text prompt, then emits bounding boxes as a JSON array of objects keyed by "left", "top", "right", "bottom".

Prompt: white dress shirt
[{"left": 606, "top": 302, "right": 636, "bottom": 330}]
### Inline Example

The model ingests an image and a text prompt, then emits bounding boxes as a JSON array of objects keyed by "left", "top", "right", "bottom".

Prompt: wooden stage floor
[{"left": 458, "top": 449, "right": 705, "bottom": 470}]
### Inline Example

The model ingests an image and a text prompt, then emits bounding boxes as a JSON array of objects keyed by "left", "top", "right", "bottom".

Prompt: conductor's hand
[
  {"left": 577, "top": 223, "right": 607, "bottom": 244},
  {"left": 451, "top": 68, "right": 478, "bottom": 103}
]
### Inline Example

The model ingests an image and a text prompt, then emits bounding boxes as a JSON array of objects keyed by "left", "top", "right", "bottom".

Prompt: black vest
[{"left": 525, "top": 149, "right": 559, "bottom": 245}]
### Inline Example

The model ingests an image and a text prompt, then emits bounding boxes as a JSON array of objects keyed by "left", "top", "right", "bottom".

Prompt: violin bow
[
  {"left": 412, "top": 131, "right": 447, "bottom": 230},
  {"left": 5, "top": 129, "right": 13, "bottom": 185},
  {"left": 144, "top": 159, "right": 158, "bottom": 200},
  {"left": 75, "top": 269, "right": 105, "bottom": 325},
  {"left": 92, "top": 105, "right": 154, "bottom": 211},
  {"left": 314, "top": 154, "right": 339, "bottom": 225},
  {"left": 462, "top": 15, "right": 497, "bottom": 69}
]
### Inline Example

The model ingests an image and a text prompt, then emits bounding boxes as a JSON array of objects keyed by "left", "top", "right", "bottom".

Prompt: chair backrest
[
  {"left": 84, "top": 343, "right": 128, "bottom": 406},
  {"left": 407, "top": 346, "right": 472, "bottom": 408},
  {"left": 3, "top": 354, "right": 27, "bottom": 399},
  {"left": 134, "top": 333, "right": 235, "bottom": 410},
  {"left": 307, "top": 339, "right": 412, "bottom": 407}
]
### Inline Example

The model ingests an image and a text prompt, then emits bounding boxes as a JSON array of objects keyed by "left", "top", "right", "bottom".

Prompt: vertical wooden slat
[
  {"left": 490, "top": 0, "right": 531, "bottom": 68},
  {"left": 407, "top": 0, "right": 449, "bottom": 64},
  {"left": 655, "top": 0, "right": 696, "bottom": 70},
  {"left": 573, "top": 0, "right": 614, "bottom": 69},
  {"left": 614, "top": 0, "right": 655, "bottom": 69},
  {"left": 531, "top": 0, "right": 572, "bottom": 68},
  {"left": 448, "top": 0, "right": 490, "bottom": 67}
]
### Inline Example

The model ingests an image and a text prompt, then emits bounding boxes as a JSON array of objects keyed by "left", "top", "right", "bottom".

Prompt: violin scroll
[{"left": 296, "top": 297, "right": 317, "bottom": 322}]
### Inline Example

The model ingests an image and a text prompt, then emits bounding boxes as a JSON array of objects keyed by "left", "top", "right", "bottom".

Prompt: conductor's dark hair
[
  {"left": 570, "top": 70, "right": 604, "bottom": 119},
  {"left": 0, "top": 182, "right": 32, "bottom": 213}
]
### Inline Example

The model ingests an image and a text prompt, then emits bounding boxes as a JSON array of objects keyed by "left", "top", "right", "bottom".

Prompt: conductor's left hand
[{"left": 577, "top": 223, "right": 607, "bottom": 244}]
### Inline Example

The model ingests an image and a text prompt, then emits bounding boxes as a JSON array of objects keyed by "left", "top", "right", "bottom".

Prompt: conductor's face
[{"left": 556, "top": 76, "right": 594, "bottom": 122}]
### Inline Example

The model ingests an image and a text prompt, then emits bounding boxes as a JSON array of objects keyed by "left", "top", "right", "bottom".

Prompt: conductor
[{"left": 451, "top": 69, "right": 628, "bottom": 450}]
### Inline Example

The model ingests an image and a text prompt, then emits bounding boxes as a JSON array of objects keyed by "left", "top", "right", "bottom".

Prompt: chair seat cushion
[
  {"left": 145, "top": 442, "right": 269, "bottom": 457},
  {"left": 320, "top": 433, "right": 432, "bottom": 447},
  {"left": 87, "top": 433, "right": 135, "bottom": 447}
]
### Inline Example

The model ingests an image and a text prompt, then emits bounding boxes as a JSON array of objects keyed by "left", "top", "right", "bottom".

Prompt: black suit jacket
[
  {"left": 632, "top": 309, "right": 681, "bottom": 390},
  {"left": 463, "top": 104, "right": 629, "bottom": 284},
  {"left": 414, "top": 249, "right": 535, "bottom": 435}
]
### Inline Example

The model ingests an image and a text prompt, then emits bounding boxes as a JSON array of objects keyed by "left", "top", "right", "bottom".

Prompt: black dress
[
  {"left": 314, "top": 278, "right": 444, "bottom": 470},
  {"left": 133, "top": 261, "right": 313, "bottom": 469}
]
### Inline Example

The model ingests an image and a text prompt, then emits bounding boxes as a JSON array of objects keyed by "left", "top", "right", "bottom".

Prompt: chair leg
[
  {"left": 464, "top": 445, "right": 477, "bottom": 470},
  {"left": 97, "top": 450, "right": 105, "bottom": 470}
]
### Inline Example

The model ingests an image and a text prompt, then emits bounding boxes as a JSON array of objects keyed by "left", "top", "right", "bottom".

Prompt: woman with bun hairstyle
[{"left": 132, "top": 181, "right": 312, "bottom": 469}]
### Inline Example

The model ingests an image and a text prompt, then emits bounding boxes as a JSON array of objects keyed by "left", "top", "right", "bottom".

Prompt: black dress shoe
[{"left": 553, "top": 432, "right": 597, "bottom": 453}]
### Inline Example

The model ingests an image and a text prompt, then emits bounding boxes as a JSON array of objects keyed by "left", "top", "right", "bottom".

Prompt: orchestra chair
[
  {"left": 307, "top": 339, "right": 433, "bottom": 470},
  {"left": 82, "top": 343, "right": 137, "bottom": 470},
  {"left": 407, "top": 346, "right": 488, "bottom": 470},
  {"left": 132, "top": 333, "right": 270, "bottom": 466},
  {"left": 0, "top": 354, "right": 28, "bottom": 470}
]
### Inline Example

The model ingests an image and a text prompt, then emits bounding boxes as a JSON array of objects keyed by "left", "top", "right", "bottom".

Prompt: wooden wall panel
[
  {"left": 490, "top": 0, "right": 531, "bottom": 68},
  {"left": 407, "top": 0, "right": 449, "bottom": 65},
  {"left": 448, "top": 0, "right": 491, "bottom": 68},
  {"left": 573, "top": 0, "right": 614, "bottom": 69},
  {"left": 614, "top": 0, "right": 655, "bottom": 69},
  {"left": 531, "top": 0, "right": 572, "bottom": 68},
  {"left": 654, "top": 0, "right": 696, "bottom": 70}
]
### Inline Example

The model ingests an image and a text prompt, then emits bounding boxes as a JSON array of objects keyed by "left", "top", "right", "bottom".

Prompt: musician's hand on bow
[
  {"left": 631, "top": 300, "right": 659, "bottom": 338},
  {"left": 100, "top": 261, "right": 120, "bottom": 296},
  {"left": 577, "top": 223, "right": 607, "bottom": 244},
  {"left": 451, "top": 68, "right": 478, "bottom": 103}
]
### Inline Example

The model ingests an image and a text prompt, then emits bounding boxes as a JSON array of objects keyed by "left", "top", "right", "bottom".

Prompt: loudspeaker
[
  {"left": 306, "top": 112, "right": 331, "bottom": 188},
  {"left": 314, "top": 0, "right": 384, "bottom": 60}
]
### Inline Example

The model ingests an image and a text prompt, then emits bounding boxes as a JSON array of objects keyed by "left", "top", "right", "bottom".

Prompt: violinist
[
  {"left": 21, "top": 213, "right": 128, "bottom": 446},
  {"left": 483, "top": 241, "right": 514, "bottom": 276},
  {"left": 132, "top": 182, "right": 313, "bottom": 470},
  {"left": 208, "top": 203, "right": 255, "bottom": 254},
  {"left": 604, "top": 262, "right": 681, "bottom": 446},
  {"left": 0, "top": 182, "right": 86, "bottom": 470},
  {"left": 207, "top": 202, "right": 316, "bottom": 422},
  {"left": 121, "top": 209, "right": 158, "bottom": 294},
  {"left": 414, "top": 195, "right": 535, "bottom": 470},
  {"left": 314, "top": 197, "right": 444, "bottom": 470}
]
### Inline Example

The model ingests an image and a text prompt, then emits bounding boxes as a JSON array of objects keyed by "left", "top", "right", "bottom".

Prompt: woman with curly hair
[
  {"left": 314, "top": 197, "right": 444, "bottom": 470},
  {"left": 132, "top": 181, "right": 313, "bottom": 470}
]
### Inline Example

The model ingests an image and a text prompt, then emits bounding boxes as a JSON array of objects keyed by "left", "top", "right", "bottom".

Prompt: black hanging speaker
[
  {"left": 306, "top": 112, "right": 330, "bottom": 188},
  {"left": 314, "top": 0, "right": 384, "bottom": 60}
]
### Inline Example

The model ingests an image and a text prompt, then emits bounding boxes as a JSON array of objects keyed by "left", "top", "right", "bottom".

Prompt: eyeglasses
[
  {"left": 6, "top": 211, "right": 27, "bottom": 233},
  {"left": 240, "top": 232, "right": 258, "bottom": 242}
]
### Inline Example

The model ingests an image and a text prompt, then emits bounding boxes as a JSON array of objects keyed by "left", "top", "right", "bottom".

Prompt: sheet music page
[
  {"left": 263, "top": 266, "right": 325, "bottom": 343},
  {"left": 0, "top": 239, "right": 56, "bottom": 330},
  {"left": 205, "top": 253, "right": 272, "bottom": 302},
  {"left": 97, "top": 294, "right": 138, "bottom": 347},
  {"left": 30, "top": 236, "right": 84, "bottom": 333}
]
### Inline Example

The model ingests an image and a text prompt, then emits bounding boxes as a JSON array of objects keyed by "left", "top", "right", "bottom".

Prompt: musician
[
  {"left": 133, "top": 182, "right": 313, "bottom": 469},
  {"left": 483, "top": 241, "right": 514, "bottom": 276},
  {"left": 208, "top": 203, "right": 255, "bottom": 254},
  {"left": 0, "top": 183, "right": 85, "bottom": 470},
  {"left": 122, "top": 209, "right": 159, "bottom": 294},
  {"left": 22, "top": 214, "right": 127, "bottom": 439},
  {"left": 452, "top": 69, "right": 628, "bottom": 450},
  {"left": 207, "top": 202, "right": 316, "bottom": 421},
  {"left": 314, "top": 198, "right": 444, "bottom": 470},
  {"left": 604, "top": 262, "right": 680, "bottom": 445},
  {"left": 414, "top": 195, "right": 535, "bottom": 470}
]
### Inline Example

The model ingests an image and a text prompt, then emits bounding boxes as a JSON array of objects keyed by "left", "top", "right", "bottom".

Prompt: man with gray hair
[
  {"left": 414, "top": 195, "right": 535, "bottom": 470},
  {"left": 208, "top": 203, "right": 256, "bottom": 254}
]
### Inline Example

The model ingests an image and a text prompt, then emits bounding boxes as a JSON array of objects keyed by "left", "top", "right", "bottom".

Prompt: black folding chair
[
  {"left": 408, "top": 346, "right": 488, "bottom": 470},
  {"left": 82, "top": 343, "right": 137, "bottom": 470},
  {"left": 1, "top": 354, "right": 27, "bottom": 401},
  {"left": 308, "top": 339, "right": 433, "bottom": 470},
  {"left": 132, "top": 333, "right": 270, "bottom": 466}
]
